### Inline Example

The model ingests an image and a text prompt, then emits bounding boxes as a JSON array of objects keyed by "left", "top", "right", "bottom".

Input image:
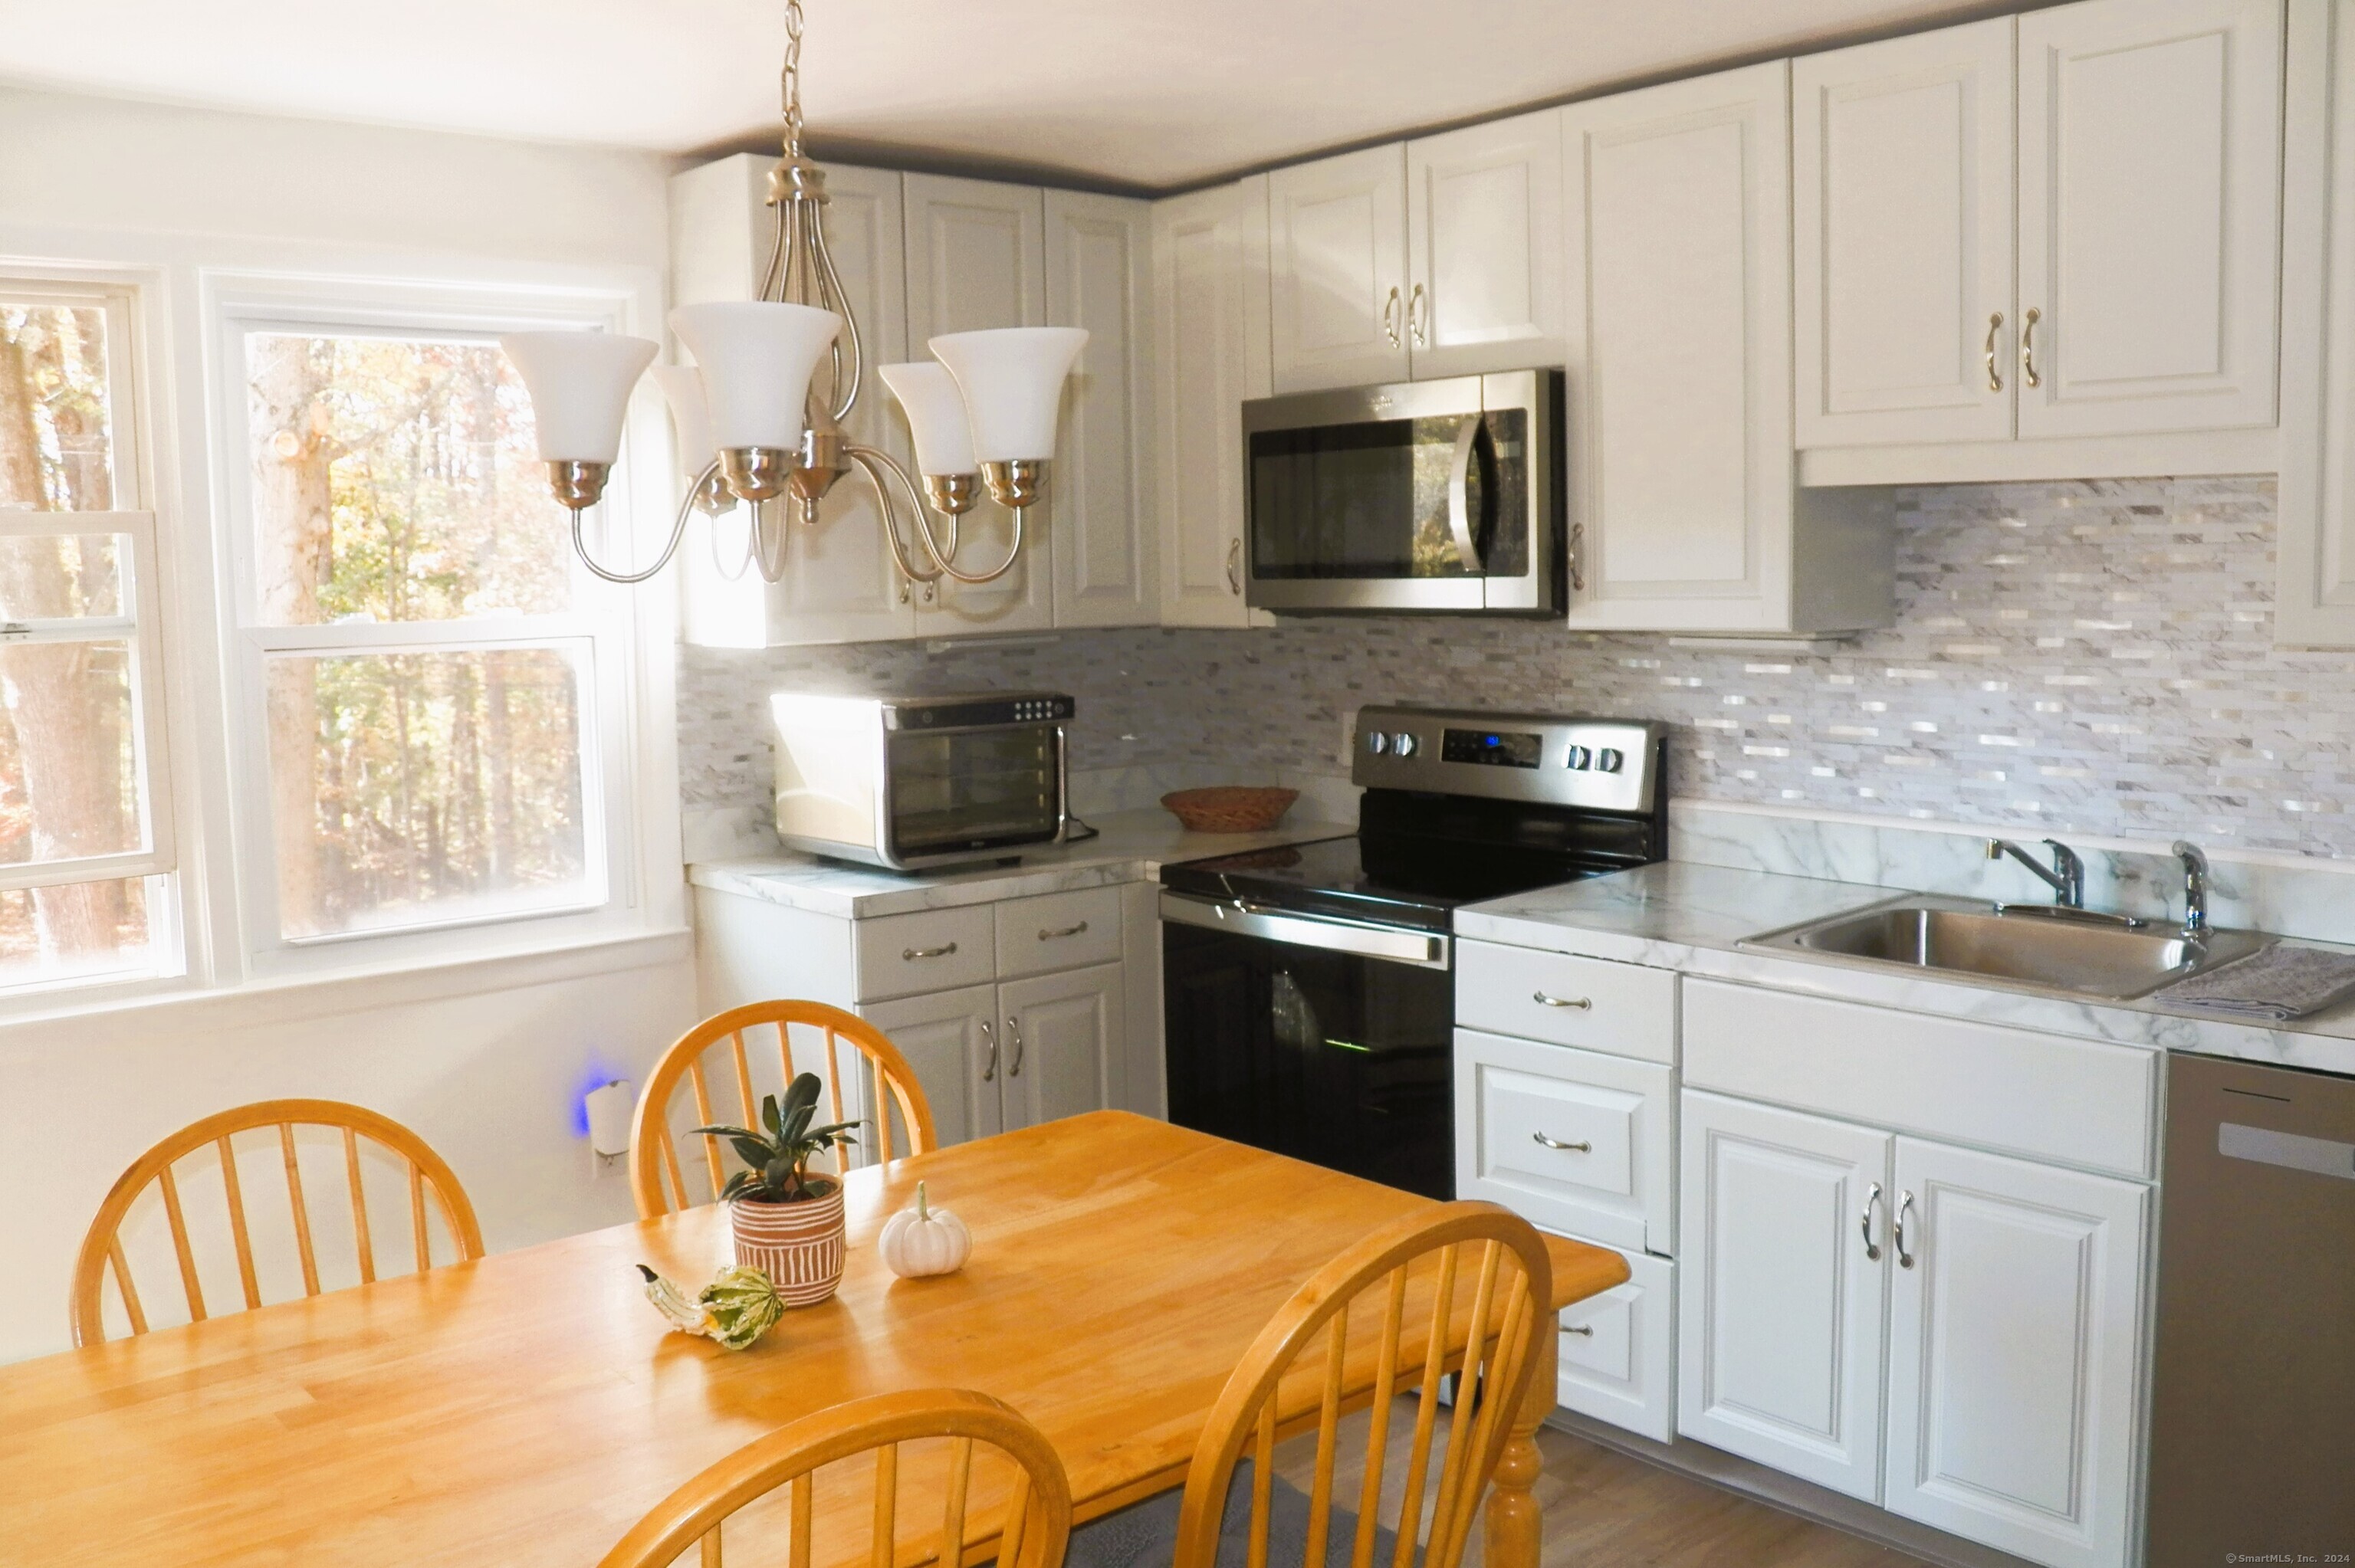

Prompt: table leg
[{"left": 1486, "top": 1312, "right": 1557, "bottom": 1568}]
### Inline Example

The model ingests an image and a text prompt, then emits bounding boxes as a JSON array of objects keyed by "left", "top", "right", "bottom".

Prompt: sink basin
[{"left": 1742, "top": 897, "right": 2271, "bottom": 1000}]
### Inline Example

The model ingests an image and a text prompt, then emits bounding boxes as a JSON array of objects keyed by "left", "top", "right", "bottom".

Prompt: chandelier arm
[
  {"left": 754, "top": 497, "right": 793, "bottom": 584},
  {"left": 905, "top": 490, "right": 1025, "bottom": 586},
  {"left": 844, "top": 444, "right": 951, "bottom": 586},
  {"left": 759, "top": 194, "right": 790, "bottom": 302},
  {"left": 812, "top": 219, "right": 863, "bottom": 424},
  {"left": 570, "top": 459, "right": 713, "bottom": 586},
  {"left": 708, "top": 493, "right": 757, "bottom": 582}
]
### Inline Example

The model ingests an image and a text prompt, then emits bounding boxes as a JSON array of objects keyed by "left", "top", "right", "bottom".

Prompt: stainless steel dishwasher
[{"left": 2146, "top": 1052, "right": 2355, "bottom": 1564}]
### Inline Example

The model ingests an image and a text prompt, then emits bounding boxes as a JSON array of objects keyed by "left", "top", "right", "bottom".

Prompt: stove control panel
[{"left": 1352, "top": 706, "right": 1665, "bottom": 814}]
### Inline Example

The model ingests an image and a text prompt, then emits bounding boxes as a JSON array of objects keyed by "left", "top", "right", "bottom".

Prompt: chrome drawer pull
[
  {"left": 1532, "top": 1131, "right": 1592, "bottom": 1153},
  {"left": 1861, "top": 1180, "right": 1884, "bottom": 1262},
  {"left": 1005, "top": 1017, "right": 1025, "bottom": 1078},
  {"left": 980, "top": 1019, "right": 997, "bottom": 1081},
  {"left": 1038, "top": 920, "right": 1089, "bottom": 940},
  {"left": 1894, "top": 1189, "right": 1917, "bottom": 1269},
  {"left": 902, "top": 942, "right": 958, "bottom": 961},
  {"left": 1532, "top": 991, "right": 1592, "bottom": 1010},
  {"left": 1564, "top": 1323, "right": 1595, "bottom": 1337}
]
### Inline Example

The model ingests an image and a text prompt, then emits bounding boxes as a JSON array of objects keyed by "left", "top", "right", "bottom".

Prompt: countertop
[
  {"left": 1459, "top": 861, "right": 2355, "bottom": 1080},
  {"left": 688, "top": 808, "right": 1351, "bottom": 921}
]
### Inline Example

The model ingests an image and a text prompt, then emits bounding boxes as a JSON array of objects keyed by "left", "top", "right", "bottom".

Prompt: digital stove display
[{"left": 1440, "top": 727, "right": 1542, "bottom": 768}]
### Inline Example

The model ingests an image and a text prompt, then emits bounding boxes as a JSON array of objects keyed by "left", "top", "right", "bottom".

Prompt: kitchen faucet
[
  {"left": 2173, "top": 840, "right": 2210, "bottom": 940},
  {"left": 1987, "top": 838, "right": 2085, "bottom": 910}
]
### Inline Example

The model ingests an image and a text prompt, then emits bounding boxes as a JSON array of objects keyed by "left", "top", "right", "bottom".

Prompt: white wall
[{"left": 0, "top": 86, "right": 700, "bottom": 1363}]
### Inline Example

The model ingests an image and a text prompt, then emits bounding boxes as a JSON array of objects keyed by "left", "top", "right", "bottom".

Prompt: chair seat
[{"left": 1067, "top": 1461, "right": 1405, "bottom": 1568}]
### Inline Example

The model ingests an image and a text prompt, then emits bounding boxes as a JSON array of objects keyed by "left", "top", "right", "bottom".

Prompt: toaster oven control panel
[{"left": 888, "top": 693, "right": 1075, "bottom": 730}]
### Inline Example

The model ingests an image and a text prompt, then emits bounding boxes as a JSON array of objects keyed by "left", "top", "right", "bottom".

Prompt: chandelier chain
[{"left": 780, "top": 0, "right": 806, "bottom": 156}]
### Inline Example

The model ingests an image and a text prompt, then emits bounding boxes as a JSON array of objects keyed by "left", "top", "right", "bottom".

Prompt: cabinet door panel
[
  {"left": 1268, "top": 146, "right": 1410, "bottom": 392},
  {"left": 1795, "top": 20, "right": 2015, "bottom": 447},
  {"left": 861, "top": 983, "right": 1003, "bottom": 1147},
  {"left": 1045, "top": 190, "right": 1156, "bottom": 627},
  {"left": 2017, "top": 0, "right": 2282, "bottom": 437},
  {"left": 999, "top": 961, "right": 1122, "bottom": 1132},
  {"left": 1678, "top": 1090, "right": 1891, "bottom": 1500},
  {"left": 904, "top": 173, "right": 1054, "bottom": 631},
  {"left": 1407, "top": 110, "right": 1564, "bottom": 378},
  {"left": 1885, "top": 1139, "right": 2147, "bottom": 1568}
]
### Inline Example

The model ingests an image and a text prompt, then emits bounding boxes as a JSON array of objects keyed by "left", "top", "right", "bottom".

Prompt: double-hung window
[{"left": 0, "top": 280, "right": 178, "bottom": 994}]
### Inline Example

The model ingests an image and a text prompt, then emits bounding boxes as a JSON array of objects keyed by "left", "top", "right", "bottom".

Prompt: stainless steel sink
[{"left": 1742, "top": 896, "right": 2271, "bottom": 1000}]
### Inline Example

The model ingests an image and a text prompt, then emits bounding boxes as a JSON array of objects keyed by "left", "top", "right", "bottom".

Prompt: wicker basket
[{"left": 1161, "top": 786, "right": 1299, "bottom": 834}]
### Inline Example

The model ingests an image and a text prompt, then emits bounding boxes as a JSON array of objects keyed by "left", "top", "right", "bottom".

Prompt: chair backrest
[
  {"left": 71, "top": 1098, "right": 484, "bottom": 1347},
  {"left": 631, "top": 999, "right": 938, "bottom": 1220},
  {"left": 599, "top": 1387, "right": 1072, "bottom": 1568},
  {"left": 1172, "top": 1201, "right": 1552, "bottom": 1568}
]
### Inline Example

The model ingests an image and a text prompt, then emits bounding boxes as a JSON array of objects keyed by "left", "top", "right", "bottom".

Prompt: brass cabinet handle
[
  {"left": 980, "top": 1019, "right": 997, "bottom": 1082},
  {"left": 1005, "top": 1017, "right": 1025, "bottom": 1078},
  {"left": 1532, "top": 1130, "right": 1593, "bottom": 1153},
  {"left": 2021, "top": 307, "right": 2042, "bottom": 389},
  {"left": 902, "top": 942, "right": 957, "bottom": 961},
  {"left": 1382, "top": 286, "right": 1402, "bottom": 348},
  {"left": 1564, "top": 1322, "right": 1596, "bottom": 1337},
  {"left": 1409, "top": 283, "right": 1428, "bottom": 346},
  {"left": 1533, "top": 991, "right": 1592, "bottom": 1010},
  {"left": 1568, "top": 523, "right": 1585, "bottom": 594},
  {"left": 1983, "top": 312, "right": 2005, "bottom": 393},
  {"left": 1894, "top": 1189, "right": 1917, "bottom": 1269},
  {"left": 1861, "top": 1180, "right": 1884, "bottom": 1262},
  {"left": 1038, "top": 920, "right": 1089, "bottom": 940},
  {"left": 1226, "top": 537, "right": 1243, "bottom": 595}
]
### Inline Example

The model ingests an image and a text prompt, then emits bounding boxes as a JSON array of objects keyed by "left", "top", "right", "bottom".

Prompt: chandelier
[{"left": 498, "top": 0, "right": 1086, "bottom": 589}]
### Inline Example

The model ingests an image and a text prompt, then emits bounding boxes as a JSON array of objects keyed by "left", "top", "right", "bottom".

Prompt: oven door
[
  {"left": 882, "top": 722, "right": 1067, "bottom": 868},
  {"left": 1242, "top": 370, "right": 1557, "bottom": 615},
  {"left": 1159, "top": 893, "right": 1455, "bottom": 1199}
]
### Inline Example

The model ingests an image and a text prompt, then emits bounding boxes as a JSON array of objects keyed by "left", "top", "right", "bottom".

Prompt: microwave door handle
[{"left": 1444, "top": 416, "right": 1485, "bottom": 575}]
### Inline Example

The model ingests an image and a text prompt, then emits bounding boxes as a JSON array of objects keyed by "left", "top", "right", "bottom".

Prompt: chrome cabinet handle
[
  {"left": 1005, "top": 1017, "right": 1025, "bottom": 1078},
  {"left": 1225, "top": 538, "right": 1243, "bottom": 595},
  {"left": 1532, "top": 991, "right": 1592, "bottom": 1010},
  {"left": 1568, "top": 522, "right": 1585, "bottom": 594},
  {"left": 1983, "top": 312, "right": 2005, "bottom": 393},
  {"left": 980, "top": 1019, "right": 997, "bottom": 1082},
  {"left": 1382, "top": 286, "right": 1401, "bottom": 348},
  {"left": 902, "top": 941, "right": 957, "bottom": 961},
  {"left": 1532, "top": 1131, "right": 1593, "bottom": 1153},
  {"left": 1861, "top": 1180, "right": 1884, "bottom": 1262},
  {"left": 1038, "top": 920, "right": 1089, "bottom": 941},
  {"left": 1894, "top": 1189, "right": 1917, "bottom": 1269},
  {"left": 2020, "top": 307, "right": 2041, "bottom": 389},
  {"left": 1564, "top": 1322, "right": 1595, "bottom": 1337},
  {"left": 1409, "top": 283, "right": 1428, "bottom": 346}
]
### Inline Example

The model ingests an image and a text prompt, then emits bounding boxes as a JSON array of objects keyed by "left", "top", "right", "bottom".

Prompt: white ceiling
[{"left": 0, "top": 0, "right": 2008, "bottom": 190}]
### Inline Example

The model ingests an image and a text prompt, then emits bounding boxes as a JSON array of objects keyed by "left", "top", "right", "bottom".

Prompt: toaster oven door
[{"left": 883, "top": 723, "right": 1066, "bottom": 865}]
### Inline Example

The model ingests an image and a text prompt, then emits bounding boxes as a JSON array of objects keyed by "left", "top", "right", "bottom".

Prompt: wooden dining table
[{"left": 0, "top": 1110, "right": 1627, "bottom": 1566}]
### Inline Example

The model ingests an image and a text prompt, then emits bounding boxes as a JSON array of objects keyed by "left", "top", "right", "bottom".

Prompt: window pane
[
  {"left": 0, "top": 876, "right": 153, "bottom": 988},
  {"left": 267, "top": 647, "right": 592, "bottom": 938},
  {"left": 0, "top": 530, "right": 126, "bottom": 619},
  {"left": 1, "top": 302, "right": 117, "bottom": 512},
  {"left": 0, "top": 638, "right": 142, "bottom": 864},
  {"left": 245, "top": 333, "right": 570, "bottom": 625}
]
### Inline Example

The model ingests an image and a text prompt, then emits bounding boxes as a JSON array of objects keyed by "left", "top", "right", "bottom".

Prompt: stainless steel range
[{"left": 1158, "top": 706, "right": 1670, "bottom": 1199}]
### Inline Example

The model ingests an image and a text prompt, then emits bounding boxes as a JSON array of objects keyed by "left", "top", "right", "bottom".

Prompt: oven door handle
[
  {"left": 1158, "top": 891, "right": 1451, "bottom": 971},
  {"left": 1444, "top": 415, "right": 1485, "bottom": 575}
]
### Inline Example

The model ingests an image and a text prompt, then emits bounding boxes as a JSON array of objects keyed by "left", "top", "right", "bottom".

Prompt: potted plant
[{"left": 691, "top": 1072, "right": 861, "bottom": 1307}]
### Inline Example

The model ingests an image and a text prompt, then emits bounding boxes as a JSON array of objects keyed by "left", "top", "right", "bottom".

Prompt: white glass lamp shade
[
  {"left": 498, "top": 331, "right": 658, "bottom": 464},
  {"left": 668, "top": 300, "right": 842, "bottom": 451},
  {"left": 649, "top": 364, "right": 716, "bottom": 474},
  {"left": 878, "top": 362, "right": 977, "bottom": 477},
  {"left": 928, "top": 327, "right": 1089, "bottom": 462}
]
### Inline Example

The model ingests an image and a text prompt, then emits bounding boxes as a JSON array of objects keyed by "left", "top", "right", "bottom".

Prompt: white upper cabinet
[
  {"left": 1404, "top": 110, "right": 1566, "bottom": 378},
  {"left": 2278, "top": 0, "right": 2355, "bottom": 645},
  {"left": 1043, "top": 190, "right": 1157, "bottom": 628},
  {"left": 2018, "top": 0, "right": 2284, "bottom": 439},
  {"left": 1795, "top": 20, "right": 2017, "bottom": 448},
  {"left": 903, "top": 172, "right": 1055, "bottom": 634},
  {"left": 1151, "top": 176, "right": 1271, "bottom": 628},
  {"left": 1267, "top": 145, "right": 1411, "bottom": 392},
  {"left": 671, "top": 157, "right": 915, "bottom": 647},
  {"left": 1562, "top": 61, "right": 1893, "bottom": 635}
]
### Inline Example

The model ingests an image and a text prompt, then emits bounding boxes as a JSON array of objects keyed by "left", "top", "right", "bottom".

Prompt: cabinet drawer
[
  {"left": 854, "top": 906, "right": 996, "bottom": 1002},
  {"left": 1457, "top": 941, "right": 1677, "bottom": 1064},
  {"left": 994, "top": 886, "right": 1123, "bottom": 979},
  {"left": 1555, "top": 1244, "right": 1675, "bottom": 1445},
  {"left": 1455, "top": 1028, "right": 1673, "bottom": 1253}
]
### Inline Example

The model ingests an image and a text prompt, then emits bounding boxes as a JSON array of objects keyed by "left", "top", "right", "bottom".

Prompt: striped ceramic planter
[{"left": 730, "top": 1186, "right": 846, "bottom": 1307}]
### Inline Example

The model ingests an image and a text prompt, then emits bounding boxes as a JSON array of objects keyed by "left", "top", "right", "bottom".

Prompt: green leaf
[
  {"left": 783, "top": 1102, "right": 814, "bottom": 1143},
  {"left": 764, "top": 1155, "right": 795, "bottom": 1192},
  {"left": 688, "top": 1124, "right": 757, "bottom": 1142},
  {"left": 717, "top": 1170, "right": 753, "bottom": 1201},
  {"left": 729, "top": 1136, "right": 776, "bottom": 1171},
  {"left": 760, "top": 1094, "right": 783, "bottom": 1138}
]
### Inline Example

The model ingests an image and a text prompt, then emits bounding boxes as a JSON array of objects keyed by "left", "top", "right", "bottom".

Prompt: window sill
[{"left": 0, "top": 924, "right": 691, "bottom": 1054}]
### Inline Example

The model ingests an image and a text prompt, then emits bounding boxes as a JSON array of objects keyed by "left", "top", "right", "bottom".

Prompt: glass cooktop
[{"left": 1158, "top": 832, "right": 1616, "bottom": 933}]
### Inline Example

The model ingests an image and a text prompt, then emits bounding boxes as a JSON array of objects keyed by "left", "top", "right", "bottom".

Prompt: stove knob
[
  {"left": 1565, "top": 745, "right": 1591, "bottom": 771},
  {"left": 1392, "top": 732, "right": 1419, "bottom": 758},
  {"left": 1597, "top": 747, "right": 1624, "bottom": 773},
  {"left": 1365, "top": 730, "right": 1389, "bottom": 756}
]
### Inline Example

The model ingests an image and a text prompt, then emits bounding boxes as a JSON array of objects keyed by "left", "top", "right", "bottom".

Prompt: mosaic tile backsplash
[{"left": 678, "top": 475, "right": 2355, "bottom": 860}]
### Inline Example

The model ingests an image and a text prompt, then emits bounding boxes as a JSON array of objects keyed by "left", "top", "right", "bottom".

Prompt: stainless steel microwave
[
  {"left": 1242, "top": 369, "right": 1564, "bottom": 615},
  {"left": 770, "top": 691, "right": 1072, "bottom": 871}
]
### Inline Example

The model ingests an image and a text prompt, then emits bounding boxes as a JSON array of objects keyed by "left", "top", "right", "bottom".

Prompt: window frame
[{"left": 207, "top": 277, "right": 655, "bottom": 976}]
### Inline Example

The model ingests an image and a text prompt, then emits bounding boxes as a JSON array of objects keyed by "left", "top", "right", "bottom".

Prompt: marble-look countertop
[
  {"left": 1460, "top": 861, "right": 2355, "bottom": 1080},
  {"left": 688, "top": 809, "right": 1350, "bottom": 920}
]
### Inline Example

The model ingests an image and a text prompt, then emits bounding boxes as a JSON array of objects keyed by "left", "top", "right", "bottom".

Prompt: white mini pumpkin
[{"left": 877, "top": 1182, "right": 971, "bottom": 1278}]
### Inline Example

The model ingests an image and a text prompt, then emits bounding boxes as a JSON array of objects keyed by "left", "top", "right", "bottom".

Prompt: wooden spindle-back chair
[
  {"left": 630, "top": 999, "right": 938, "bottom": 1220},
  {"left": 598, "top": 1387, "right": 1072, "bottom": 1568},
  {"left": 69, "top": 1098, "right": 483, "bottom": 1347},
  {"left": 1174, "top": 1201, "right": 1553, "bottom": 1568}
]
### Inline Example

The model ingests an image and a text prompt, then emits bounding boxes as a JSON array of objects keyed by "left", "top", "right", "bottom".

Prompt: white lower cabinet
[
  {"left": 1556, "top": 1244, "right": 1677, "bottom": 1444},
  {"left": 862, "top": 982, "right": 1004, "bottom": 1145},
  {"left": 999, "top": 962, "right": 1124, "bottom": 1132},
  {"left": 1455, "top": 1028, "right": 1673, "bottom": 1253}
]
